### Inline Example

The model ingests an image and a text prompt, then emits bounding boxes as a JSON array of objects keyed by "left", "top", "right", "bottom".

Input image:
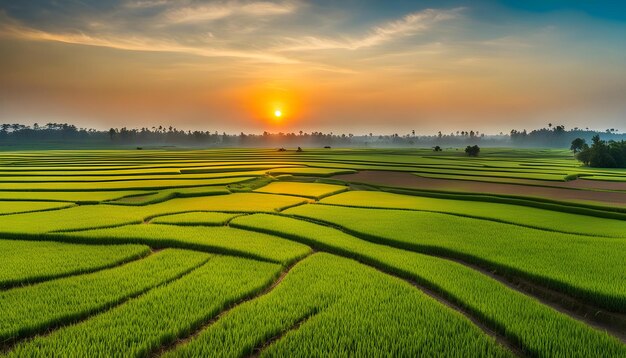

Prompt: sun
[{"left": 274, "top": 109, "right": 282, "bottom": 118}]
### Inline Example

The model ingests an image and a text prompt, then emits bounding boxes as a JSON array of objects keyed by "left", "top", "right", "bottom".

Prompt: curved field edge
[
  {"left": 0, "top": 249, "right": 211, "bottom": 344},
  {"left": 229, "top": 214, "right": 626, "bottom": 356},
  {"left": 282, "top": 205, "right": 626, "bottom": 313},
  {"left": 334, "top": 178, "right": 626, "bottom": 217},
  {"left": 318, "top": 191, "right": 626, "bottom": 238},
  {"left": 0, "top": 240, "right": 151, "bottom": 289},
  {"left": 164, "top": 253, "right": 514, "bottom": 358},
  {"left": 4, "top": 256, "right": 283, "bottom": 357}
]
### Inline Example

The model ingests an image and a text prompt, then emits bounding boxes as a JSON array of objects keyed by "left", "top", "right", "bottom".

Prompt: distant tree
[
  {"left": 465, "top": 145, "right": 480, "bottom": 157},
  {"left": 296, "top": 146, "right": 303, "bottom": 152},
  {"left": 433, "top": 146, "right": 442, "bottom": 152},
  {"left": 108, "top": 128, "right": 116, "bottom": 141},
  {"left": 576, "top": 135, "right": 626, "bottom": 168},
  {"left": 570, "top": 138, "right": 587, "bottom": 153}
]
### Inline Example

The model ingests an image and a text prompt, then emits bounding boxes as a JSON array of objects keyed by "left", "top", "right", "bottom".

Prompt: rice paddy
[{"left": 0, "top": 148, "right": 624, "bottom": 357}]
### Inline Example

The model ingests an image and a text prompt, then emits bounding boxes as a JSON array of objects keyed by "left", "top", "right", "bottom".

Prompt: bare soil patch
[{"left": 333, "top": 171, "right": 626, "bottom": 207}]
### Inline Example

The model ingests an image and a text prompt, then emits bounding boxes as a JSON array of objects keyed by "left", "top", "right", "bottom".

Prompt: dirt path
[{"left": 333, "top": 171, "right": 626, "bottom": 206}]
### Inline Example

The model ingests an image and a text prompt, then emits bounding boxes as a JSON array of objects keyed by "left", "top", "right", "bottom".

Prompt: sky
[{"left": 1, "top": 0, "right": 625, "bottom": 135}]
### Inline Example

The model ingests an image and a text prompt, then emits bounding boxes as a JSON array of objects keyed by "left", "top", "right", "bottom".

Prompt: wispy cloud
[
  {"left": 124, "top": 0, "right": 170, "bottom": 9},
  {"left": 0, "top": 15, "right": 296, "bottom": 64},
  {"left": 0, "top": 4, "right": 461, "bottom": 67},
  {"left": 275, "top": 8, "right": 463, "bottom": 51},
  {"left": 163, "top": 1, "right": 297, "bottom": 24}
]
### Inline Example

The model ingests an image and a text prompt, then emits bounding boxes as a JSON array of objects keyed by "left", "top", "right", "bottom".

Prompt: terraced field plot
[{"left": 0, "top": 148, "right": 624, "bottom": 357}]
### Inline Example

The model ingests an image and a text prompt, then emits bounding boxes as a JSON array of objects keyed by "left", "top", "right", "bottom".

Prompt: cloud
[
  {"left": 162, "top": 1, "right": 297, "bottom": 24},
  {"left": 124, "top": 0, "right": 170, "bottom": 9},
  {"left": 0, "top": 4, "right": 461, "bottom": 68},
  {"left": 275, "top": 8, "right": 463, "bottom": 51},
  {"left": 0, "top": 16, "right": 296, "bottom": 64}
]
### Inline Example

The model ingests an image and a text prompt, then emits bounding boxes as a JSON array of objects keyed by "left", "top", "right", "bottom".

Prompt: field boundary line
[
  {"left": 281, "top": 212, "right": 626, "bottom": 314},
  {"left": 0, "top": 224, "right": 294, "bottom": 265},
  {"left": 228, "top": 223, "right": 528, "bottom": 357},
  {"left": 0, "top": 254, "right": 212, "bottom": 353},
  {"left": 316, "top": 202, "right": 626, "bottom": 238},
  {"left": 247, "top": 314, "right": 316, "bottom": 358},
  {"left": 365, "top": 262, "right": 526, "bottom": 357},
  {"left": 0, "top": 247, "right": 152, "bottom": 291},
  {"left": 233, "top": 215, "right": 626, "bottom": 343},
  {"left": 152, "top": 251, "right": 315, "bottom": 357},
  {"left": 0, "top": 204, "right": 77, "bottom": 217},
  {"left": 330, "top": 178, "right": 626, "bottom": 217}
]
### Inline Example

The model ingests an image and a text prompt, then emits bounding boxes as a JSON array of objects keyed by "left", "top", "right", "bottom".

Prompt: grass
[
  {"left": 267, "top": 167, "right": 357, "bottom": 177},
  {"left": 141, "top": 193, "right": 310, "bottom": 215},
  {"left": 1, "top": 148, "right": 625, "bottom": 356},
  {"left": 0, "top": 193, "right": 309, "bottom": 234},
  {"left": 7, "top": 256, "right": 282, "bottom": 358},
  {"left": 166, "top": 253, "right": 511, "bottom": 358},
  {"left": 0, "top": 249, "right": 210, "bottom": 342},
  {"left": 106, "top": 186, "right": 230, "bottom": 206},
  {"left": 284, "top": 204, "right": 626, "bottom": 312},
  {"left": 0, "top": 205, "right": 142, "bottom": 234},
  {"left": 320, "top": 191, "right": 626, "bottom": 237},
  {"left": 0, "top": 239, "right": 149, "bottom": 288},
  {"left": 150, "top": 212, "right": 240, "bottom": 226},
  {"left": 0, "top": 201, "right": 74, "bottom": 215},
  {"left": 56, "top": 224, "right": 312, "bottom": 265},
  {"left": 230, "top": 214, "right": 626, "bottom": 357},
  {"left": 0, "top": 177, "right": 254, "bottom": 191},
  {"left": 254, "top": 182, "right": 348, "bottom": 199},
  {"left": 0, "top": 191, "right": 149, "bottom": 203}
]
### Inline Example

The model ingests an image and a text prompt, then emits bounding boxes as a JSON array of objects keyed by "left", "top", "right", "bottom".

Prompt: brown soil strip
[
  {"left": 333, "top": 171, "right": 626, "bottom": 206},
  {"left": 152, "top": 252, "right": 314, "bottom": 357}
]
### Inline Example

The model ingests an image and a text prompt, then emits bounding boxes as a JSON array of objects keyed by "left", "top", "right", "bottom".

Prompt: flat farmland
[{"left": 0, "top": 148, "right": 624, "bottom": 357}]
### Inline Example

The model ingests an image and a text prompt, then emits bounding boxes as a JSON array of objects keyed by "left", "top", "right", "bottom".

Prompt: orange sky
[{"left": 1, "top": 1, "right": 625, "bottom": 134}]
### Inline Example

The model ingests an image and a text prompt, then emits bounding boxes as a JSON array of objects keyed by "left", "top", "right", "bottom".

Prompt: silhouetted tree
[
  {"left": 576, "top": 135, "right": 626, "bottom": 167},
  {"left": 108, "top": 128, "right": 116, "bottom": 141},
  {"left": 570, "top": 138, "right": 587, "bottom": 153},
  {"left": 465, "top": 145, "right": 480, "bottom": 157}
]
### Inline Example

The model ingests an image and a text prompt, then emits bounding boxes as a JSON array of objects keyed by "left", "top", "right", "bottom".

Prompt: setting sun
[{"left": 274, "top": 110, "right": 282, "bottom": 118}]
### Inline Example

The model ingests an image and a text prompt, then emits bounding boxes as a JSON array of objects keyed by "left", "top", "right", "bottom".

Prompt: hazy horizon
[{"left": 1, "top": 1, "right": 625, "bottom": 134}]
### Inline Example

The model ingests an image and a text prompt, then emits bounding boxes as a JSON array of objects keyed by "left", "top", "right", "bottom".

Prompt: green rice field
[{"left": 0, "top": 148, "right": 624, "bottom": 357}]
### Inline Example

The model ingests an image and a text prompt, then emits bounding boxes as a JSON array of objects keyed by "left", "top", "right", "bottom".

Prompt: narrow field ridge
[
  {"left": 247, "top": 314, "right": 317, "bottom": 358},
  {"left": 152, "top": 251, "right": 314, "bottom": 357},
  {"left": 0, "top": 252, "right": 210, "bottom": 354},
  {"left": 280, "top": 211, "right": 626, "bottom": 321}
]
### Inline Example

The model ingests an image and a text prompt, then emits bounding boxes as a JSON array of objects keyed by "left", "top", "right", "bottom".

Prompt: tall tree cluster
[{"left": 573, "top": 136, "right": 626, "bottom": 168}]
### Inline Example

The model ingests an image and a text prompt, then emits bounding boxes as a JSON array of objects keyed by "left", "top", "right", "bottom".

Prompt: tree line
[
  {"left": 571, "top": 136, "right": 626, "bottom": 168},
  {"left": 1, "top": 122, "right": 624, "bottom": 150}
]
